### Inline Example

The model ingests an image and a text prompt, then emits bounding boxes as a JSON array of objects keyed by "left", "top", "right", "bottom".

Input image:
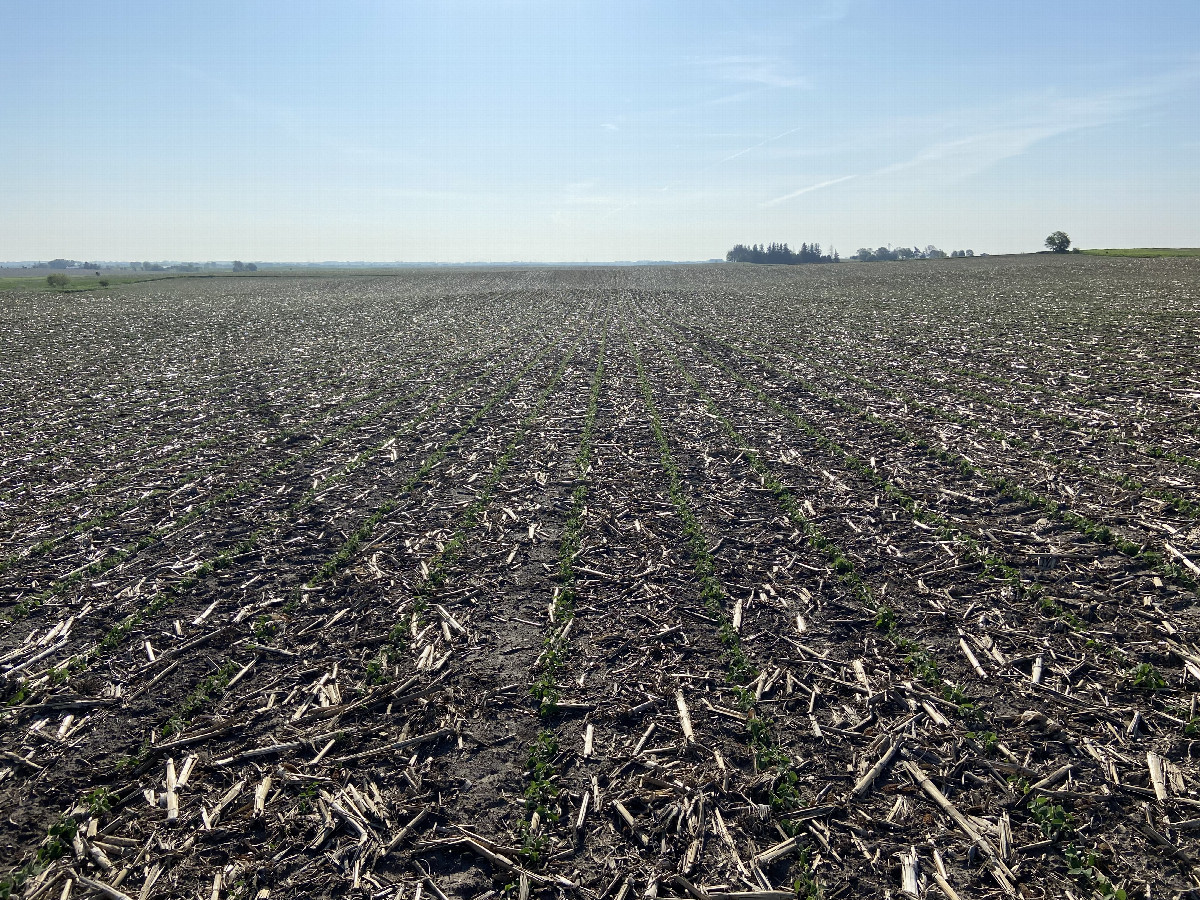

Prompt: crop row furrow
[
  {"left": 2, "top": 338, "right": 557, "bottom": 694},
  {"left": 695, "top": 331, "right": 1198, "bottom": 595},
  {"left": 1, "top": 340, "right": 533, "bottom": 626},
  {"left": 636, "top": 320, "right": 1175, "bottom": 896},
  {"left": 719, "top": 326, "right": 1200, "bottom": 521},
  {"left": 0, "top": 338, "right": 463, "bottom": 548}
]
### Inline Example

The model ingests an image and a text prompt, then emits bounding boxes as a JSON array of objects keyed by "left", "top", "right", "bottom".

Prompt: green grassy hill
[{"left": 1081, "top": 248, "right": 1200, "bottom": 258}]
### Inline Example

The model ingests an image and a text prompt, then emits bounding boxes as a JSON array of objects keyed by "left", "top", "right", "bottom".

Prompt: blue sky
[{"left": 2, "top": 0, "right": 1197, "bottom": 261}]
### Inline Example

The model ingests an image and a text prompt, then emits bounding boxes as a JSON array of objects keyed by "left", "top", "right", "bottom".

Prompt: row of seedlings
[
  {"left": 440, "top": 325, "right": 780, "bottom": 896},
  {"left": 827, "top": 356, "right": 1200, "bottom": 520},
  {"left": 711, "top": 318, "right": 1200, "bottom": 527},
  {"left": 0, "top": 277, "right": 552, "bottom": 600},
  {"left": 0, "top": 297, "right": 505, "bottom": 535},
  {"left": 1, "top": 327, "right": 556, "bottom": 688},
  {"left": 685, "top": 323, "right": 1198, "bottom": 704},
  {"left": 693, "top": 330, "right": 1199, "bottom": 597},
  {"left": 0, "top": 336, "right": 585, "bottom": 899},
  {"left": 0, "top": 306, "right": 433, "bottom": 518},
  {"left": 501, "top": 332, "right": 723, "bottom": 894},
  {"left": 253, "top": 338, "right": 584, "bottom": 895},
  {"left": 635, "top": 315, "right": 1020, "bottom": 894},
  {"left": 861, "top": 321, "right": 1200, "bottom": 445},
  {"left": 764, "top": 319, "right": 1200, "bottom": 474},
  {"left": 506, "top": 326, "right": 609, "bottom": 888},
  {"left": 369, "top": 328, "right": 609, "bottom": 894},
  {"left": 0, "top": 338, "right": 573, "bottom": 873},
  {"left": 0, "top": 336, "right": 503, "bottom": 576},
  {"left": 623, "top": 324, "right": 822, "bottom": 898},
  {"left": 649, "top": 318, "right": 1196, "bottom": 895},
  {"left": 2, "top": 312, "right": 564, "bottom": 623}
]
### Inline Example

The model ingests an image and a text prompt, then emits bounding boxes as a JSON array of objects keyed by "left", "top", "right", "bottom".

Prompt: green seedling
[
  {"left": 1029, "top": 796, "right": 1073, "bottom": 840},
  {"left": 363, "top": 654, "right": 388, "bottom": 686},
  {"left": 252, "top": 614, "right": 276, "bottom": 643},
  {"left": 0, "top": 816, "right": 77, "bottom": 899},
  {"left": 1063, "top": 846, "right": 1126, "bottom": 900},
  {"left": 792, "top": 847, "right": 822, "bottom": 899},
  {"left": 296, "top": 781, "right": 319, "bottom": 814},
  {"left": 967, "top": 730, "right": 999, "bottom": 754},
  {"left": 85, "top": 787, "right": 115, "bottom": 817},
  {"left": 1129, "top": 662, "right": 1165, "bottom": 692}
]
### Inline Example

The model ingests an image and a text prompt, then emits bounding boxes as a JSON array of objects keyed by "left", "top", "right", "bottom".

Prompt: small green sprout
[{"left": 1129, "top": 662, "right": 1166, "bottom": 692}]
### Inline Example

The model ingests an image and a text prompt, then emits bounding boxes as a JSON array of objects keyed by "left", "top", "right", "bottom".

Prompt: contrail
[
  {"left": 761, "top": 174, "right": 855, "bottom": 206},
  {"left": 714, "top": 125, "right": 805, "bottom": 167}
]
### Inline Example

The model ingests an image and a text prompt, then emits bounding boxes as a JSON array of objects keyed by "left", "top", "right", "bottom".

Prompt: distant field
[
  {"left": 1082, "top": 247, "right": 1200, "bottom": 257},
  {"left": 0, "top": 267, "right": 500, "bottom": 293},
  {"left": 0, "top": 273, "right": 194, "bottom": 293},
  {"left": 3, "top": 255, "right": 1200, "bottom": 898}
]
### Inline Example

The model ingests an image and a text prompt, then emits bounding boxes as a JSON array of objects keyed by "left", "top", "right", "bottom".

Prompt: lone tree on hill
[{"left": 1045, "top": 231, "right": 1071, "bottom": 253}]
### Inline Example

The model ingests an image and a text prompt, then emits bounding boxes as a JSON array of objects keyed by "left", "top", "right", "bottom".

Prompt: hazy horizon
[{"left": 3, "top": 1, "right": 1198, "bottom": 262}]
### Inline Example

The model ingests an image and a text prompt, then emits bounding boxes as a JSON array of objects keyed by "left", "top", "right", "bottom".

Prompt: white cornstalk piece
[{"left": 675, "top": 690, "right": 694, "bottom": 743}]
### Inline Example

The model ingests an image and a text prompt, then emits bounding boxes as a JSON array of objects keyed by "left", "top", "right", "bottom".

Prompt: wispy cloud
[
  {"left": 762, "top": 175, "right": 856, "bottom": 206},
  {"left": 702, "top": 55, "right": 810, "bottom": 90},
  {"left": 869, "top": 127, "right": 1061, "bottom": 179},
  {"left": 869, "top": 99, "right": 1121, "bottom": 181},
  {"left": 171, "top": 62, "right": 401, "bottom": 167},
  {"left": 761, "top": 112, "right": 1091, "bottom": 207},
  {"left": 761, "top": 65, "right": 1200, "bottom": 207},
  {"left": 869, "top": 67, "right": 1200, "bottom": 181},
  {"left": 560, "top": 182, "right": 621, "bottom": 207}
]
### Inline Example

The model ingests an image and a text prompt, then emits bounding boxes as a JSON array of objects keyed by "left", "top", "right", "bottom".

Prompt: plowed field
[{"left": 3, "top": 255, "right": 1200, "bottom": 899}]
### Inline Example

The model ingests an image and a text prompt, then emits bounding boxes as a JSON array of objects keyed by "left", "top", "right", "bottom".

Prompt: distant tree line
[
  {"left": 854, "top": 245, "right": 974, "bottom": 262},
  {"left": 133, "top": 262, "right": 207, "bottom": 272},
  {"left": 46, "top": 259, "right": 100, "bottom": 269},
  {"left": 725, "top": 243, "right": 985, "bottom": 265},
  {"left": 129, "top": 261, "right": 256, "bottom": 272},
  {"left": 726, "top": 242, "right": 838, "bottom": 264}
]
